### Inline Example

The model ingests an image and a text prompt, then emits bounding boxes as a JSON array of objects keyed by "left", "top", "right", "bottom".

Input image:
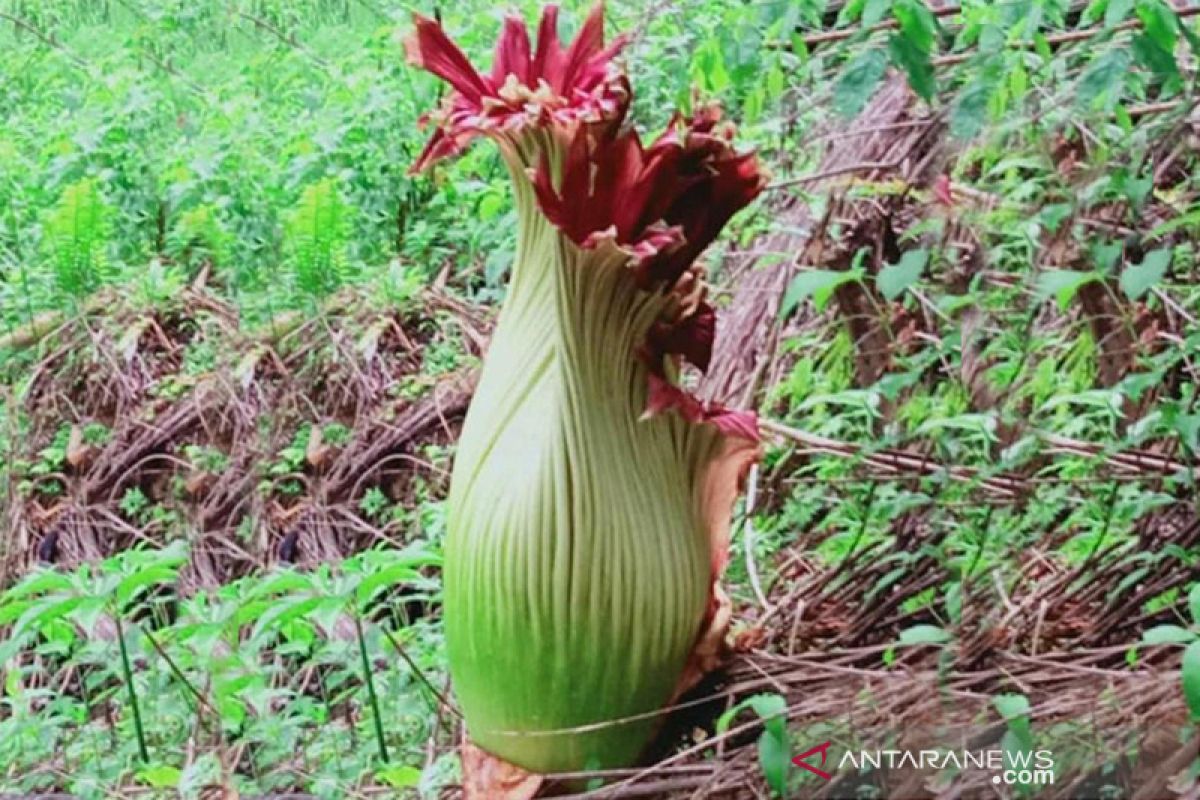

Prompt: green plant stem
[
  {"left": 113, "top": 612, "right": 150, "bottom": 763},
  {"left": 964, "top": 505, "right": 995, "bottom": 584},
  {"left": 379, "top": 624, "right": 461, "bottom": 718},
  {"left": 142, "top": 626, "right": 219, "bottom": 720},
  {"left": 354, "top": 614, "right": 389, "bottom": 764}
]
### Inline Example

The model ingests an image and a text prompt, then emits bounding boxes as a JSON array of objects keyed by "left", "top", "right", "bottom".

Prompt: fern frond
[
  {"left": 286, "top": 177, "right": 351, "bottom": 298},
  {"left": 42, "top": 178, "right": 112, "bottom": 299}
]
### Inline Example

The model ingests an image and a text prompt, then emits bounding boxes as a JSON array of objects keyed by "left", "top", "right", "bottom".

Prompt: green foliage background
[{"left": 2, "top": 0, "right": 1200, "bottom": 797}]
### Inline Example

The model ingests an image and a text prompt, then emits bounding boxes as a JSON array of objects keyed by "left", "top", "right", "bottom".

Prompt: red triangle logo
[{"left": 792, "top": 741, "right": 833, "bottom": 781}]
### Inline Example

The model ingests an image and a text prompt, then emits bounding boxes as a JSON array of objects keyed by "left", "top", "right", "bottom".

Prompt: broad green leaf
[
  {"left": 1131, "top": 32, "right": 1179, "bottom": 80},
  {"left": 1143, "top": 625, "right": 1197, "bottom": 645},
  {"left": 1077, "top": 49, "right": 1131, "bottom": 107},
  {"left": 355, "top": 563, "right": 423, "bottom": 607},
  {"left": 888, "top": 34, "right": 935, "bottom": 101},
  {"left": 837, "top": 0, "right": 867, "bottom": 25},
  {"left": 1035, "top": 270, "right": 1099, "bottom": 310},
  {"left": 758, "top": 726, "right": 791, "bottom": 796},
  {"left": 0, "top": 600, "right": 34, "bottom": 627},
  {"left": 1191, "top": 584, "right": 1200, "bottom": 625},
  {"left": 0, "top": 570, "right": 74, "bottom": 603},
  {"left": 833, "top": 48, "right": 888, "bottom": 118},
  {"left": 863, "top": 0, "right": 890, "bottom": 27},
  {"left": 716, "top": 692, "right": 787, "bottom": 737},
  {"left": 951, "top": 78, "right": 995, "bottom": 139},
  {"left": 247, "top": 570, "right": 315, "bottom": 599},
  {"left": 377, "top": 765, "right": 422, "bottom": 788},
  {"left": 1120, "top": 248, "right": 1171, "bottom": 300},
  {"left": 136, "top": 765, "right": 181, "bottom": 789},
  {"left": 898, "top": 624, "right": 951, "bottom": 646},
  {"left": 249, "top": 595, "right": 323, "bottom": 642},
  {"left": 13, "top": 596, "right": 83, "bottom": 638},
  {"left": 878, "top": 249, "right": 928, "bottom": 299},
  {"left": 116, "top": 566, "right": 179, "bottom": 607},
  {"left": 1183, "top": 640, "right": 1200, "bottom": 719},
  {"left": 1174, "top": 414, "right": 1200, "bottom": 452},
  {"left": 994, "top": 693, "right": 1031, "bottom": 720},
  {"left": 893, "top": 0, "right": 939, "bottom": 52},
  {"left": 780, "top": 269, "right": 863, "bottom": 318},
  {"left": 1106, "top": 0, "right": 1134, "bottom": 25},
  {"left": 1137, "top": 0, "right": 1178, "bottom": 52}
]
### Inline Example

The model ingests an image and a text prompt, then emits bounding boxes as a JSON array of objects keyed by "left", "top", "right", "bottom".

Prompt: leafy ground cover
[{"left": 2, "top": 0, "right": 1200, "bottom": 797}]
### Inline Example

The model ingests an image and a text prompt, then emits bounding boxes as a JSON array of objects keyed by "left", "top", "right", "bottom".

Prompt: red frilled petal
[
  {"left": 411, "top": 126, "right": 465, "bottom": 175},
  {"left": 532, "top": 5, "right": 563, "bottom": 86},
  {"left": 407, "top": 4, "right": 630, "bottom": 173},
  {"left": 491, "top": 15, "right": 532, "bottom": 86},
  {"left": 645, "top": 373, "right": 759, "bottom": 442},
  {"left": 405, "top": 14, "right": 493, "bottom": 104}
]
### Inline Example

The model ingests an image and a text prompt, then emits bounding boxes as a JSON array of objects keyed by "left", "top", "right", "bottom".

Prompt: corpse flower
[{"left": 406, "top": 3, "right": 765, "bottom": 782}]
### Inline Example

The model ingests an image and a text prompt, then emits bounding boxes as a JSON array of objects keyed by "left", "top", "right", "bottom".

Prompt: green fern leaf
[
  {"left": 43, "top": 179, "right": 111, "bottom": 298},
  {"left": 286, "top": 177, "right": 351, "bottom": 298}
]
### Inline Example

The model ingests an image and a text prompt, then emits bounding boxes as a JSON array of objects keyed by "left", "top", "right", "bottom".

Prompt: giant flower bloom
[{"left": 407, "top": 4, "right": 765, "bottom": 781}]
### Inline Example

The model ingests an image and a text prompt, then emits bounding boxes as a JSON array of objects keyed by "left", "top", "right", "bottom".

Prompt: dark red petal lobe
[
  {"left": 533, "top": 104, "right": 764, "bottom": 291},
  {"left": 556, "top": 2, "right": 605, "bottom": 92},
  {"left": 410, "top": 127, "right": 460, "bottom": 175},
  {"left": 645, "top": 373, "right": 759, "bottom": 441},
  {"left": 650, "top": 301, "right": 715, "bottom": 373},
  {"left": 704, "top": 407, "right": 759, "bottom": 441},
  {"left": 492, "top": 15, "right": 532, "bottom": 85},
  {"left": 532, "top": 5, "right": 564, "bottom": 86},
  {"left": 405, "top": 14, "right": 492, "bottom": 104},
  {"left": 644, "top": 149, "right": 764, "bottom": 287}
]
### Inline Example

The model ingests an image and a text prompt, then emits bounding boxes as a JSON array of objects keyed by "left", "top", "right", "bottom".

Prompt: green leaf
[
  {"left": 136, "top": 765, "right": 181, "bottom": 789},
  {"left": 247, "top": 570, "right": 314, "bottom": 599},
  {"left": 993, "top": 693, "right": 1031, "bottom": 720},
  {"left": 716, "top": 693, "right": 787, "bottom": 736},
  {"left": 249, "top": 595, "right": 323, "bottom": 641},
  {"left": 355, "top": 563, "right": 423, "bottom": 607},
  {"left": 861, "top": 0, "right": 890, "bottom": 26},
  {"left": 1175, "top": 414, "right": 1200, "bottom": 452},
  {"left": 951, "top": 78, "right": 995, "bottom": 139},
  {"left": 1120, "top": 248, "right": 1171, "bottom": 300},
  {"left": 1137, "top": 0, "right": 1178, "bottom": 52},
  {"left": 1183, "top": 640, "right": 1200, "bottom": 719},
  {"left": 116, "top": 566, "right": 179, "bottom": 607},
  {"left": 715, "top": 693, "right": 789, "bottom": 795},
  {"left": 1106, "top": 0, "right": 1134, "bottom": 25},
  {"left": 877, "top": 249, "right": 928, "bottom": 300},
  {"left": 1038, "top": 203, "right": 1074, "bottom": 232},
  {"left": 780, "top": 269, "right": 863, "bottom": 318},
  {"left": 898, "top": 624, "right": 951, "bottom": 646},
  {"left": 893, "top": 0, "right": 939, "bottom": 52},
  {"left": 0, "top": 570, "right": 74, "bottom": 603},
  {"left": 833, "top": 48, "right": 888, "bottom": 118},
  {"left": 1077, "top": 49, "right": 1131, "bottom": 107},
  {"left": 1143, "top": 625, "right": 1197, "bottom": 644},
  {"left": 758, "top": 726, "right": 791, "bottom": 797},
  {"left": 376, "top": 765, "right": 423, "bottom": 788},
  {"left": 1190, "top": 585, "right": 1200, "bottom": 626},
  {"left": 888, "top": 34, "right": 936, "bottom": 101},
  {"left": 1035, "top": 270, "right": 1099, "bottom": 310},
  {"left": 1131, "top": 32, "right": 1179, "bottom": 80}
]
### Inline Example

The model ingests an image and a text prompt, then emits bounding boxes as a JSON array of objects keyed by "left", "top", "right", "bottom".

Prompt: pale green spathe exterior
[{"left": 444, "top": 159, "right": 721, "bottom": 773}]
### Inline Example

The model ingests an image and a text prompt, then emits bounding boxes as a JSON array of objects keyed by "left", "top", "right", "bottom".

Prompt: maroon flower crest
[
  {"left": 405, "top": 4, "right": 629, "bottom": 173},
  {"left": 405, "top": 4, "right": 763, "bottom": 441}
]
